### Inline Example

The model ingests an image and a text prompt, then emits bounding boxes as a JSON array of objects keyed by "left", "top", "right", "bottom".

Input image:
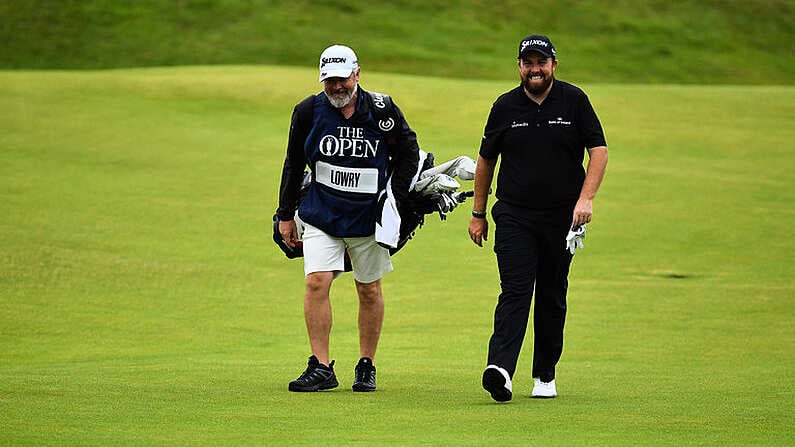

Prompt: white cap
[{"left": 318, "top": 45, "right": 358, "bottom": 82}]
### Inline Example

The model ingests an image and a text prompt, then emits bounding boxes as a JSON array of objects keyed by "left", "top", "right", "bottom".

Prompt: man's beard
[
  {"left": 522, "top": 74, "right": 553, "bottom": 95},
  {"left": 325, "top": 85, "right": 356, "bottom": 108}
]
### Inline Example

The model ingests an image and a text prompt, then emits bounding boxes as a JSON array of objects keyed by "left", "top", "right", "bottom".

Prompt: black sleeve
[
  {"left": 388, "top": 101, "right": 420, "bottom": 204},
  {"left": 276, "top": 95, "right": 313, "bottom": 221},
  {"left": 478, "top": 103, "right": 503, "bottom": 160},
  {"left": 576, "top": 93, "right": 607, "bottom": 149}
]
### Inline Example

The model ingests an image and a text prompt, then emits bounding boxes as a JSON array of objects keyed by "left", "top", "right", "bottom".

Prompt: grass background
[
  {"left": 1, "top": 1, "right": 794, "bottom": 445},
  {"left": 2, "top": 67, "right": 793, "bottom": 446},
  {"left": 1, "top": 0, "right": 794, "bottom": 84}
]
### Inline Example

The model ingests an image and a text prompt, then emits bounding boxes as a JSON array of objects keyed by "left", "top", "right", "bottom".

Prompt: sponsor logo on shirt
[
  {"left": 549, "top": 117, "right": 571, "bottom": 125},
  {"left": 511, "top": 121, "right": 529, "bottom": 128}
]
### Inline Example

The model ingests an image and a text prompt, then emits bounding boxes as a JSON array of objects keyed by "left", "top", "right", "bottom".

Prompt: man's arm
[
  {"left": 468, "top": 155, "right": 497, "bottom": 247},
  {"left": 571, "top": 146, "right": 607, "bottom": 227},
  {"left": 277, "top": 97, "right": 313, "bottom": 247}
]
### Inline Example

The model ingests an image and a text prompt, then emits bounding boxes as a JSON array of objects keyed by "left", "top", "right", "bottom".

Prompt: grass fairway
[{"left": 1, "top": 66, "right": 793, "bottom": 446}]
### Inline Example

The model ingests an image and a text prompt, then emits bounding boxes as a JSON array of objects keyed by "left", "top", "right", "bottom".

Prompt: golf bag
[{"left": 273, "top": 150, "right": 475, "bottom": 261}]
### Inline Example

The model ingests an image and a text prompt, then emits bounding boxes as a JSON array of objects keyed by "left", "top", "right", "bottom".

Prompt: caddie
[{"left": 276, "top": 44, "right": 420, "bottom": 392}]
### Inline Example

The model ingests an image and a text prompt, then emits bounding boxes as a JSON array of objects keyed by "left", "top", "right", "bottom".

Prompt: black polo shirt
[{"left": 479, "top": 80, "right": 606, "bottom": 211}]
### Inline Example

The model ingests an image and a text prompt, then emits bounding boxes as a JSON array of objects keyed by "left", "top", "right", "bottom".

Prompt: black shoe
[
  {"left": 352, "top": 357, "right": 376, "bottom": 392},
  {"left": 288, "top": 355, "right": 339, "bottom": 392}
]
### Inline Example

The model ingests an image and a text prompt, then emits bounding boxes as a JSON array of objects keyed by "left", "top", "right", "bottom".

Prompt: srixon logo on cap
[
  {"left": 522, "top": 39, "right": 549, "bottom": 51},
  {"left": 321, "top": 57, "right": 347, "bottom": 68}
]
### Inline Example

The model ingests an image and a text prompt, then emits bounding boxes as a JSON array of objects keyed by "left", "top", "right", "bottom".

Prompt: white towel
[
  {"left": 375, "top": 177, "right": 401, "bottom": 249},
  {"left": 409, "top": 150, "right": 429, "bottom": 190}
]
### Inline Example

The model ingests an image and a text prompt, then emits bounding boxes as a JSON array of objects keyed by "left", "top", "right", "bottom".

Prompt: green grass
[
  {"left": 1, "top": 66, "right": 794, "bottom": 445},
  {"left": 1, "top": 0, "right": 794, "bottom": 84}
]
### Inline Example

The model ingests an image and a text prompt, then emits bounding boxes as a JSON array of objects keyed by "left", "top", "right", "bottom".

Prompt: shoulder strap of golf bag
[
  {"left": 295, "top": 94, "right": 316, "bottom": 127},
  {"left": 363, "top": 91, "right": 400, "bottom": 153}
]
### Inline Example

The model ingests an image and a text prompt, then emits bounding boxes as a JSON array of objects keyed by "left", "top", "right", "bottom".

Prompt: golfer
[
  {"left": 277, "top": 44, "right": 420, "bottom": 392},
  {"left": 468, "top": 35, "right": 608, "bottom": 401}
]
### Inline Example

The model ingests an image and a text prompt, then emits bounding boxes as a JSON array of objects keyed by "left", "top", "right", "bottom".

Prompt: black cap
[{"left": 518, "top": 35, "right": 556, "bottom": 59}]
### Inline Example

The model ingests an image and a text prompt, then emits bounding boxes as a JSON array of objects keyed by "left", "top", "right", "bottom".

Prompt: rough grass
[{"left": 1, "top": 0, "right": 794, "bottom": 84}]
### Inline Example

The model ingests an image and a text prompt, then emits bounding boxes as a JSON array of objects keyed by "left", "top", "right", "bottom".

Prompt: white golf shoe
[
  {"left": 531, "top": 377, "right": 557, "bottom": 398},
  {"left": 482, "top": 365, "right": 512, "bottom": 402}
]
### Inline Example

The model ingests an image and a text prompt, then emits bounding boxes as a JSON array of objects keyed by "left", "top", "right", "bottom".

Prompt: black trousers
[{"left": 487, "top": 200, "right": 574, "bottom": 382}]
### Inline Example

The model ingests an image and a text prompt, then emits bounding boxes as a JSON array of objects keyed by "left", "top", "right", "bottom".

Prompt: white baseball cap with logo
[{"left": 318, "top": 45, "right": 359, "bottom": 82}]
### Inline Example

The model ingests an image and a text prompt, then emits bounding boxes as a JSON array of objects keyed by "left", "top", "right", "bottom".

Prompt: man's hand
[
  {"left": 571, "top": 197, "right": 593, "bottom": 227},
  {"left": 279, "top": 220, "right": 298, "bottom": 248},
  {"left": 468, "top": 217, "right": 489, "bottom": 247}
]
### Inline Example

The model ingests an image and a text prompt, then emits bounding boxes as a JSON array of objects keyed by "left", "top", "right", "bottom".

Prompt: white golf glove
[{"left": 565, "top": 224, "right": 586, "bottom": 255}]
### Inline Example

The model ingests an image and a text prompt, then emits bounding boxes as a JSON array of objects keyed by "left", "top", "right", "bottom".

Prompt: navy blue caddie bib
[{"left": 298, "top": 91, "right": 390, "bottom": 237}]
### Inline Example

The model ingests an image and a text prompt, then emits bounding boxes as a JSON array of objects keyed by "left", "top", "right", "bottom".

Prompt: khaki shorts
[{"left": 302, "top": 223, "right": 393, "bottom": 283}]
